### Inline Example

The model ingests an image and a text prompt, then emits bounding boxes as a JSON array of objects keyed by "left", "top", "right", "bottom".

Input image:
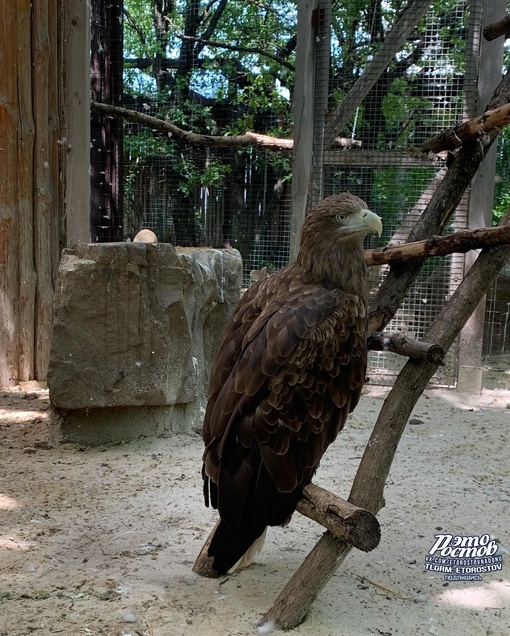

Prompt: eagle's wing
[{"left": 202, "top": 266, "right": 367, "bottom": 532}]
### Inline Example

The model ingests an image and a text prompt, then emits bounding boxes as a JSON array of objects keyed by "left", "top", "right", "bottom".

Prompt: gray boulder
[{"left": 47, "top": 243, "right": 242, "bottom": 444}]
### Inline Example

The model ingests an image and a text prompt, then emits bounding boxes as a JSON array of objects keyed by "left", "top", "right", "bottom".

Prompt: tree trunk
[
  {"left": 17, "top": 0, "right": 37, "bottom": 382},
  {"left": 0, "top": 2, "right": 21, "bottom": 386}
]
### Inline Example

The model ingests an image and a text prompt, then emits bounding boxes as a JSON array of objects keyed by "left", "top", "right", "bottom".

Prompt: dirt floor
[{"left": 1, "top": 367, "right": 509, "bottom": 636}]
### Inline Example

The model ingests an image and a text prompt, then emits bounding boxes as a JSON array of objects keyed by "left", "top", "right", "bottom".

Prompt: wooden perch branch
[
  {"left": 367, "top": 332, "right": 445, "bottom": 364},
  {"left": 260, "top": 209, "right": 510, "bottom": 630},
  {"left": 91, "top": 102, "right": 293, "bottom": 151},
  {"left": 368, "top": 63, "right": 510, "bottom": 336},
  {"left": 296, "top": 484, "right": 380, "bottom": 552},
  {"left": 193, "top": 483, "right": 380, "bottom": 577},
  {"left": 193, "top": 521, "right": 221, "bottom": 578},
  {"left": 365, "top": 225, "right": 510, "bottom": 266},
  {"left": 423, "top": 103, "right": 510, "bottom": 153},
  {"left": 483, "top": 14, "right": 510, "bottom": 42}
]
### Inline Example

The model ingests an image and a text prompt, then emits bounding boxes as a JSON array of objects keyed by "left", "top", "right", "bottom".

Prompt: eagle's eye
[{"left": 336, "top": 213, "right": 347, "bottom": 222}]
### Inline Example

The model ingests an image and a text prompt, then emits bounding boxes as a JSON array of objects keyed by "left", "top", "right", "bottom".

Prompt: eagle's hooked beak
[{"left": 359, "top": 209, "right": 383, "bottom": 237}]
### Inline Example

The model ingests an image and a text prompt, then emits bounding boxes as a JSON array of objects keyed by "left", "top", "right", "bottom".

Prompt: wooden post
[
  {"left": 65, "top": 0, "right": 91, "bottom": 246},
  {"left": 457, "top": 0, "right": 506, "bottom": 393},
  {"left": 32, "top": 0, "right": 60, "bottom": 381},
  {"left": 0, "top": 3, "right": 21, "bottom": 386},
  {"left": 289, "top": 0, "right": 320, "bottom": 262},
  {"left": 16, "top": 0, "right": 37, "bottom": 382}
]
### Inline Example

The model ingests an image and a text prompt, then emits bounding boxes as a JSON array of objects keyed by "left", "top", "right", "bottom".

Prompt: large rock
[{"left": 47, "top": 243, "right": 242, "bottom": 443}]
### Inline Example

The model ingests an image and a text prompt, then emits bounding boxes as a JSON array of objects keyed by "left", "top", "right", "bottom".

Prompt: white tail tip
[{"left": 228, "top": 528, "right": 268, "bottom": 574}]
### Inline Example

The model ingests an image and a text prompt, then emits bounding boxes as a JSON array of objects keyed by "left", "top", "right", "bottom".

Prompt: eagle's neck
[{"left": 296, "top": 237, "right": 368, "bottom": 298}]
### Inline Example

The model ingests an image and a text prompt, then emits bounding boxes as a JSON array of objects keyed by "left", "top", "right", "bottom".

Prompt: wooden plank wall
[{"left": 0, "top": 0, "right": 88, "bottom": 386}]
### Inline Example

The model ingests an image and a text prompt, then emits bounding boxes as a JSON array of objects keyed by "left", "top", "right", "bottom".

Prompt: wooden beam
[
  {"left": 290, "top": 0, "right": 319, "bottom": 262},
  {"left": 323, "top": 149, "right": 437, "bottom": 167},
  {"left": 65, "top": 0, "right": 91, "bottom": 245},
  {"left": 32, "top": 0, "right": 58, "bottom": 381},
  {"left": 16, "top": 0, "right": 37, "bottom": 382},
  {"left": 323, "top": 0, "right": 433, "bottom": 147},
  {"left": 0, "top": 2, "right": 21, "bottom": 386}
]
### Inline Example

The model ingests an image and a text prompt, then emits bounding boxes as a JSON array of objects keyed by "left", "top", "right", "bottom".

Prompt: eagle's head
[
  {"left": 297, "top": 192, "right": 383, "bottom": 289},
  {"left": 302, "top": 192, "right": 382, "bottom": 242}
]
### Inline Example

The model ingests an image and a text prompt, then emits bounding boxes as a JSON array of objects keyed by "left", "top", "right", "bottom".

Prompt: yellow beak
[{"left": 347, "top": 209, "right": 383, "bottom": 237}]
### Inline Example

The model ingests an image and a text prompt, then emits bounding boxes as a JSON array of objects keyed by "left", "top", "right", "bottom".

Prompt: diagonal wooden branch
[
  {"left": 368, "top": 66, "right": 510, "bottom": 336},
  {"left": 483, "top": 14, "right": 510, "bottom": 41},
  {"left": 365, "top": 224, "right": 510, "bottom": 266},
  {"left": 323, "top": 0, "right": 433, "bottom": 147},
  {"left": 422, "top": 103, "right": 510, "bottom": 153},
  {"left": 91, "top": 101, "right": 293, "bottom": 151},
  {"left": 260, "top": 208, "right": 510, "bottom": 630}
]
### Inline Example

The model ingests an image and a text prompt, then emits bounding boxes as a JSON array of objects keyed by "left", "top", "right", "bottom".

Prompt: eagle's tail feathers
[
  {"left": 228, "top": 528, "right": 267, "bottom": 573},
  {"left": 207, "top": 520, "right": 267, "bottom": 575}
]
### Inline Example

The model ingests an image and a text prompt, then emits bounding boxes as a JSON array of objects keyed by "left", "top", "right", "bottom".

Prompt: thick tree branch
[
  {"left": 91, "top": 102, "right": 293, "bottom": 151},
  {"left": 365, "top": 225, "right": 510, "bottom": 265},
  {"left": 123, "top": 8, "right": 155, "bottom": 67},
  {"left": 368, "top": 66, "right": 510, "bottom": 335},
  {"left": 197, "top": 0, "right": 228, "bottom": 55},
  {"left": 176, "top": 33, "right": 295, "bottom": 71},
  {"left": 423, "top": 103, "right": 510, "bottom": 153},
  {"left": 483, "top": 14, "right": 510, "bottom": 42},
  {"left": 367, "top": 332, "right": 445, "bottom": 364}
]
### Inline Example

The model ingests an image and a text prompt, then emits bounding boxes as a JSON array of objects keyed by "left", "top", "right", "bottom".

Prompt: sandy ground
[{"left": 0, "top": 372, "right": 509, "bottom": 636}]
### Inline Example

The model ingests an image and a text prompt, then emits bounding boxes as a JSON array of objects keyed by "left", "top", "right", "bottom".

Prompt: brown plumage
[{"left": 200, "top": 192, "right": 382, "bottom": 575}]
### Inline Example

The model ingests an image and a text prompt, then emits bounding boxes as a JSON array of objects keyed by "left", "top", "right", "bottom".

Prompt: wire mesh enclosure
[
  {"left": 89, "top": 0, "right": 295, "bottom": 283},
  {"left": 307, "top": 0, "right": 487, "bottom": 387},
  {"left": 88, "top": 0, "right": 507, "bottom": 386}
]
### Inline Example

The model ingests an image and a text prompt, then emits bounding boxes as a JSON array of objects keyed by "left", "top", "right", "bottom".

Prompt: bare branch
[
  {"left": 423, "top": 103, "right": 510, "bottom": 153},
  {"left": 483, "top": 14, "right": 510, "bottom": 41},
  {"left": 365, "top": 225, "right": 510, "bottom": 265},
  {"left": 91, "top": 101, "right": 293, "bottom": 151},
  {"left": 176, "top": 33, "right": 295, "bottom": 71}
]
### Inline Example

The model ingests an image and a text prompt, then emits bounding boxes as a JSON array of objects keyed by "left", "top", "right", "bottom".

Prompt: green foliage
[
  {"left": 118, "top": 0, "right": 509, "bottom": 252},
  {"left": 177, "top": 155, "right": 231, "bottom": 197}
]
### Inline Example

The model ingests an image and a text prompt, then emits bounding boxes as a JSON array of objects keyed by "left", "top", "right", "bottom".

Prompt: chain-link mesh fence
[
  {"left": 88, "top": 1, "right": 509, "bottom": 385},
  {"left": 310, "top": 0, "right": 485, "bottom": 386}
]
